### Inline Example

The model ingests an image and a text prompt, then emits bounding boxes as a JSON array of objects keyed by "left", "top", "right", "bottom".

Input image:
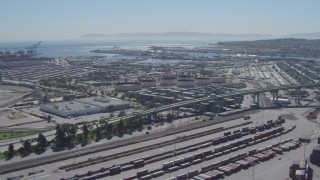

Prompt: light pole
[{"left": 252, "top": 162, "right": 257, "bottom": 180}]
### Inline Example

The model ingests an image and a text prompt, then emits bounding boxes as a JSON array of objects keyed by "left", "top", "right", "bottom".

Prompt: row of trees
[
  {"left": 4, "top": 111, "right": 178, "bottom": 159},
  {"left": 6, "top": 133, "right": 47, "bottom": 158}
]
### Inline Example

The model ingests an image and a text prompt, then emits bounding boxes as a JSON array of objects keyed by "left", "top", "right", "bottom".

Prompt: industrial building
[{"left": 40, "top": 97, "right": 129, "bottom": 118}]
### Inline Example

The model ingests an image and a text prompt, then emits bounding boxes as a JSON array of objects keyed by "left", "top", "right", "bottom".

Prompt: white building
[{"left": 40, "top": 97, "right": 129, "bottom": 118}]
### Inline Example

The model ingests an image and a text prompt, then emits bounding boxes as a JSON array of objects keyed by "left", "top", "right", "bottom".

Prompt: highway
[{"left": 109, "top": 82, "right": 320, "bottom": 124}]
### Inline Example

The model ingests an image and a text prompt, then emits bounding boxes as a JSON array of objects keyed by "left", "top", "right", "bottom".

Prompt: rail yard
[{"left": 1, "top": 107, "right": 319, "bottom": 180}]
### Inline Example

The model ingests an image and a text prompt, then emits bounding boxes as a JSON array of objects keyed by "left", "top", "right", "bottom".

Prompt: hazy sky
[{"left": 1, "top": 0, "right": 320, "bottom": 41}]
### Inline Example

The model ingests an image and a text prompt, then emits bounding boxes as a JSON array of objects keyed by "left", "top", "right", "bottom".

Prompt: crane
[{"left": 26, "top": 41, "right": 42, "bottom": 51}]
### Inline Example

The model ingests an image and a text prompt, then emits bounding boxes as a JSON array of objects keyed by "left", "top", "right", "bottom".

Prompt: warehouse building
[{"left": 40, "top": 97, "right": 129, "bottom": 118}]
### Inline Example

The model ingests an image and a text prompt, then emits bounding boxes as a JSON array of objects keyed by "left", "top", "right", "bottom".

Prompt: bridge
[{"left": 109, "top": 83, "right": 320, "bottom": 123}]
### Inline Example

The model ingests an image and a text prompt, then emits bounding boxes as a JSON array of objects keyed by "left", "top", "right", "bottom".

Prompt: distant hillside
[
  {"left": 81, "top": 32, "right": 275, "bottom": 41},
  {"left": 216, "top": 38, "right": 320, "bottom": 58},
  {"left": 283, "top": 32, "right": 320, "bottom": 39}
]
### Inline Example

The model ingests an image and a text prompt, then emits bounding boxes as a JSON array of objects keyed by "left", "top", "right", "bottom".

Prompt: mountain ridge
[{"left": 81, "top": 32, "right": 320, "bottom": 40}]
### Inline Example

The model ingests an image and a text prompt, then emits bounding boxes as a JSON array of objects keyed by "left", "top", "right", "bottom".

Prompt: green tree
[
  {"left": 17, "top": 147, "right": 25, "bottom": 155},
  {"left": 69, "top": 125, "right": 78, "bottom": 143},
  {"left": 23, "top": 140, "right": 32, "bottom": 154},
  {"left": 166, "top": 113, "right": 173, "bottom": 123},
  {"left": 154, "top": 95, "right": 161, "bottom": 102},
  {"left": 8, "top": 143, "right": 14, "bottom": 157},
  {"left": 110, "top": 112, "right": 114, "bottom": 118},
  {"left": 47, "top": 115, "right": 52, "bottom": 123},
  {"left": 107, "top": 123, "right": 113, "bottom": 135},
  {"left": 76, "top": 134, "right": 83, "bottom": 144},
  {"left": 117, "top": 119, "right": 124, "bottom": 135},
  {"left": 95, "top": 127, "right": 101, "bottom": 141},
  {"left": 118, "top": 110, "right": 126, "bottom": 117},
  {"left": 83, "top": 124, "right": 89, "bottom": 141},
  {"left": 42, "top": 93, "right": 51, "bottom": 103},
  {"left": 126, "top": 118, "right": 134, "bottom": 133},
  {"left": 55, "top": 124, "right": 65, "bottom": 146},
  {"left": 37, "top": 133, "right": 47, "bottom": 151}
]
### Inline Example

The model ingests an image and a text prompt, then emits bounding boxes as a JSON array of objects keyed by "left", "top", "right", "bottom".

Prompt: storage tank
[
  {"left": 140, "top": 79, "right": 157, "bottom": 88},
  {"left": 160, "top": 77, "right": 177, "bottom": 86},
  {"left": 211, "top": 77, "right": 226, "bottom": 83},
  {"left": 177, "top": 78, "right": 195, "bottom": 88},
  {"left": 114, "top": 82, "right": 141, "bottom": 92},
  {"left": 195, "top": 77, "right": 211, "bottom": 86}
]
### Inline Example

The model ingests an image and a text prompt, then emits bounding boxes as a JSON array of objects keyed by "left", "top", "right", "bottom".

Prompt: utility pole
[{"left": 252, "top": 163, "right": 255, "bottom": 180}]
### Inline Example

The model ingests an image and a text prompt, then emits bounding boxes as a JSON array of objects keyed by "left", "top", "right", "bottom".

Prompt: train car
[
  {"left": 174, "top": 158, "right": 184, "bottom": 166},
  {"left": 176, "top": 173, "right": 188, "bottom": 180},
  {"left": 194, "top": 152, "right": 204, "bottom": 160},
  {"left": 184, "top": 155, "right": 194, "bottom": 162},
  {"left": 109, "top": 166, "right": 121, "bottom": 175},
  {"left": 122, "top": 164, "right": 134, "bottom": 171},
  {"left": 123, "top": 175, "right": 136, "bottom": 180},
  {"left": 201, "top": 164, "right": 213, "bottom": 173},
  {"left": 192, "top": 159, "right": 203, "bottom": 164},
  {"left": 180, "top": 162, "right": 191, "bottom": 168},
  {"left": 168, "top": 166, "right": 179, "bottom": 172},
  {"left": 188, "top": 170, "right": 199, "bottom": 178},
  {"left": 235, "top": 160, "right": 250, "bottom": 169},
  {"left": 163, "top": 161, "right": 174, "bottom": 170},
  {"left": 212, "top": 138, "right": 221, "bottom": 145},
  {"left": 203, "top": 150, "right": 212, "bottom": 157},
  {"left": 140, "top": 174, "right": 152, "bottom": 180},
  {"left": 152, "top": 171, "right": 164, "bottom": 178},
  {"left": 137, "top": 169, "right": 148, "bottom": 178}
]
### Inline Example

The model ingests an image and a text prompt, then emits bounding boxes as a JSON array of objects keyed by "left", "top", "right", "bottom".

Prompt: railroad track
[
  {"left": 60, "top": 121, "right": 252, "bottom": 171},
  {"left": 64, "top": 120, "right": 292, "bottom": 180},
  {"left": 0, "top": 111, "right": 255, "bottom": 175}
]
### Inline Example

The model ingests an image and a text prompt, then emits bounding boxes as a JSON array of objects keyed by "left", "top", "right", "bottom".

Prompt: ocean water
[
  {"left": 0, "top": 39, "right": 319, "bottom": 62},
  {"left": 0, "top": 39, "right": 212, "bottom": 58}
]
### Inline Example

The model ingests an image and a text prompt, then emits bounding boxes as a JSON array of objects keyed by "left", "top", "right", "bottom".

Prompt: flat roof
[{"left": 42, "top": 97, "right": 129, "bottom": 112}]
